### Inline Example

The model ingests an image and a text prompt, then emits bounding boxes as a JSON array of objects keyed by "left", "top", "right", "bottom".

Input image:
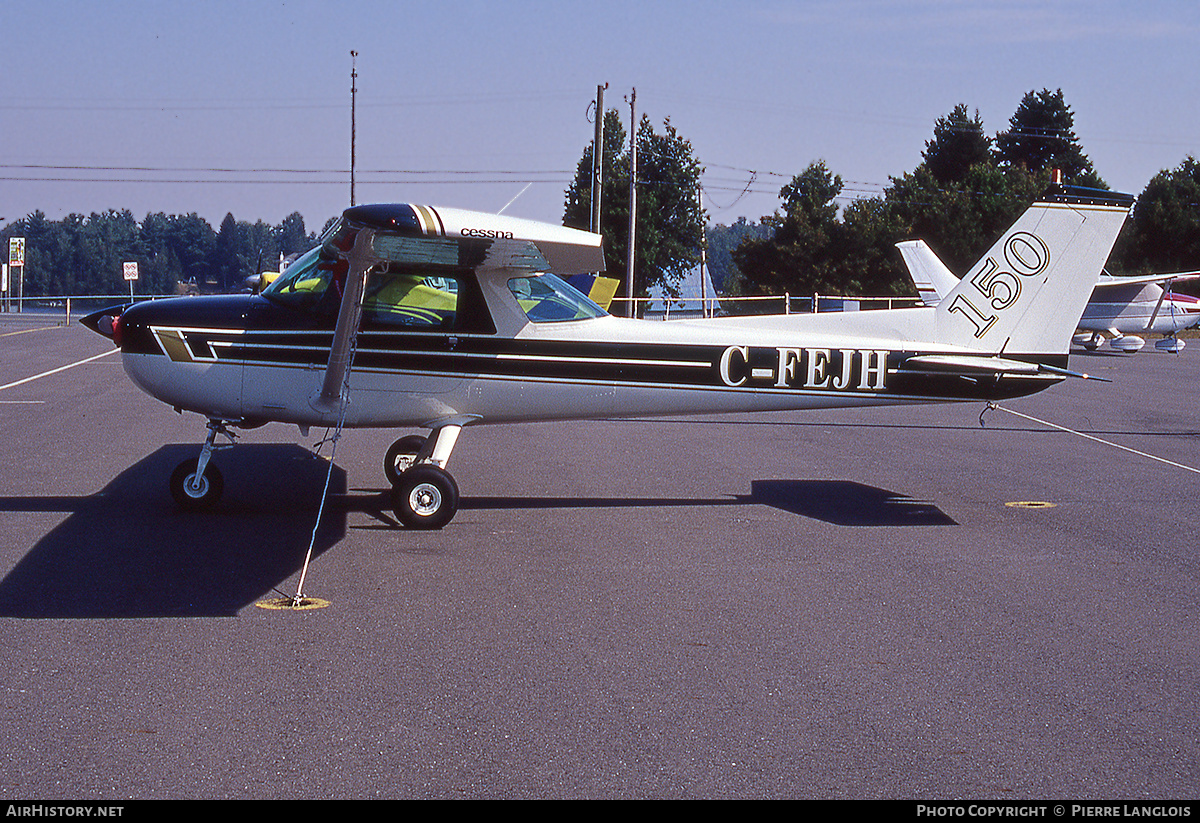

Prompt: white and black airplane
[
  {"left": 83, "top": 185, "right": 1133, "bottom": 529},
  {"left": 897, "top": 238, "right": 1200, "bottom": 353}
]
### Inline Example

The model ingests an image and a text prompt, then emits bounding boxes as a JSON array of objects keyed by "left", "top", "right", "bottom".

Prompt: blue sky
[{"left": 4, "top": 1, "right": 1198, "bottom": 233}]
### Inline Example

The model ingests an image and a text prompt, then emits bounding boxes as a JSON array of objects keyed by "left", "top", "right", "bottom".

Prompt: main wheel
[
  {"left": 170, "top": 458, "right": 224, "bottom": 510},
  {"left": 392, "top": 464, "right": 459, "bottom": 530},
  {"left": 384, "top": 434, "right": 429, "bottom": 486}
]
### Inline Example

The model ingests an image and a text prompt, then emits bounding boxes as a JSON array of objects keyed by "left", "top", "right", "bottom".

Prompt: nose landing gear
[{"left": 170, "top": 418, "right": 237, "bottom": 510}]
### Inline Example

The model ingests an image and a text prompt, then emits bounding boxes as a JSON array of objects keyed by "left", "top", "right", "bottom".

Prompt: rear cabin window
[{"left": 507, "top": 274, "right": 608, "bottom": 322}]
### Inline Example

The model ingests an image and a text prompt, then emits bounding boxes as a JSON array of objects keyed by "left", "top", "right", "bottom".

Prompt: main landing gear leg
[
  {"left": 388, "top": 424, "right": 462, "bottom": 530},
  {"left": 170, "top": 419, "right": 236, "bottom": 510}
]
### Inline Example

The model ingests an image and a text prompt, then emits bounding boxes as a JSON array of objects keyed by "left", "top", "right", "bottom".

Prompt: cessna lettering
[
  {"left": 719, "top": 346, "right": 889, "bottom": 391},
  {"left": 460, "top": 227, "right": 514, "bottom": 240}
]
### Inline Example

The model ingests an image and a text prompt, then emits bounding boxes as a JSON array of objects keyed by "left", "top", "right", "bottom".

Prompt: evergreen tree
[
  {"left": 922, "top": 104, "right": 992, "bottom": 185},
  {"left": 704, "top": 218, "right": 772, "bottom": 294},
  {"left": 215, "top": 213, "right": 239, "bottom": 292},
  {"left": 277, "top": 212, "right": 310, "bottom": 256},
  {"left": 995, "top": 88, "right": 1105, "bottom": 187},
  {"left": 1119, "top": 156, "right": 1200, "bottom": 273}
]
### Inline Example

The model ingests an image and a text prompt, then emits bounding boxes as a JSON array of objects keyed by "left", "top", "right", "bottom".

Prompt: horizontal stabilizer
[
  {"left": 903, "top": 354, "right": 1110, "bottom": 382},
  {"left": 903, "top": 354, "right": 1042, "bottom": 376}
]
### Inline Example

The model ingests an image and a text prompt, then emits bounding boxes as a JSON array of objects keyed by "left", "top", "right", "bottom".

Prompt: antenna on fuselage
[{"left": 497, "top": 183, "right": 532, "bottom": 215}]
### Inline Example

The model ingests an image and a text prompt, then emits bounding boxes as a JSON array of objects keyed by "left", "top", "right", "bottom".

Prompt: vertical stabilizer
[{"left": 933, "top": 186, "right": 1133, "bottom": 355}]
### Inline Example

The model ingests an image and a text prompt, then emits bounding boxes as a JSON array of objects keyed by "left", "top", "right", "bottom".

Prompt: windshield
[
  {"left": 507, "top": 274, "right": 608, "bottom": 322},
  {"left": 260, "top": 243, "right": 342, "bottom": 311}
]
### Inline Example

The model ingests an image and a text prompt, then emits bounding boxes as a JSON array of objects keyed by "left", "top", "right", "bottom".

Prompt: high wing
[
  {"left": 1095, "top": 271, "right": 1200, "bottom": 288},
  {"left": 340, "top": 203, "right": 605, "bottom": 274}
]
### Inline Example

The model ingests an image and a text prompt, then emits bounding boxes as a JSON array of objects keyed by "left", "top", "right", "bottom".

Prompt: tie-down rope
[{"left": 983, "top": 402, "right": 1200, "bottom": 477}]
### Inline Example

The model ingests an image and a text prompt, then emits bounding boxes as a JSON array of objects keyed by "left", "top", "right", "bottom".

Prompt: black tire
[
  {"left": 392, "top": 464, "right": 459, "bottom": 530},
  {"left": 170, "top": 458, "right": 224, "bottom": 510},
  {"left": 384, "top": 434, "right": 429, "bottom": 486}
]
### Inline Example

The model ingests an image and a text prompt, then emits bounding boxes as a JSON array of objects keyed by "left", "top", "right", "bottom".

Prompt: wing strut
[
  {"left": 312, "top": 228, "right": 377, "bottom": 413},
  {"left": 292, "top": 228, "right": 379, "bottom": 607},
  {"left": 1144, "top": 276, "right": 1173, "bottom": 332}
]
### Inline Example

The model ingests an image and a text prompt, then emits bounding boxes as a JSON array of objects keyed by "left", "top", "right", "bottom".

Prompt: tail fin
[
  {"left": 895, "top": 239, "right": 958, "bottom": 306},
  {"left": 933, "top": 186, "right": 1133, "bottom": 355}
]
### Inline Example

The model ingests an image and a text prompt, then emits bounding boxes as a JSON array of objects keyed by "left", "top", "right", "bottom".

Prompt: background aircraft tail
[
  {"left": 932, "top": 186, "right": 1133, "bottom": 356},
  {"left": 895, "top": 239, "right": 957, "bottom": 307}
]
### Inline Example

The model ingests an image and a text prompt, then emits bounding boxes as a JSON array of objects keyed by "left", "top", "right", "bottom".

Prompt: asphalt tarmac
[{"left": 1, "top": 318, "right": 1197, "bottom": 799}]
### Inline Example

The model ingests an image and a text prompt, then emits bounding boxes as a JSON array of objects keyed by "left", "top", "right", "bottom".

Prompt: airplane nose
[{"left": 80, "top": 305, "right": 127, "bottom": 347}]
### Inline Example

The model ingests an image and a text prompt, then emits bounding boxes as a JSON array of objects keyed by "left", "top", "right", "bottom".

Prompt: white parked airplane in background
[
  {"left": 897, "top": 239, "right": 1200, "bottom": 353},
  {"left": 83, "top": 184, "right": 1132, "bottom": 529}
]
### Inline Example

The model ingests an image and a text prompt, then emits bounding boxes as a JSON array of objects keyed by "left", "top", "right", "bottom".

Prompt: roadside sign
[
  {"left": 9, "top": 238, "right": 24, "bottom": 267},
  {"left": 123, "top": 261, "right": 139, "bottom": 281}
]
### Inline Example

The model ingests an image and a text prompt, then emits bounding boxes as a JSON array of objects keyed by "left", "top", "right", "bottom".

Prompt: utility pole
[
  {"left": 590, "top": 84, "right": 606, "bottom": 236},
  {"left": 350, "top": 51, "right": 358, "bottom": 207},
  {"left": 698, "top": 187, "right": 708, "bottom": 318},
  {"left": 625, "top": 87, "right": 636, "bottom": 318}
]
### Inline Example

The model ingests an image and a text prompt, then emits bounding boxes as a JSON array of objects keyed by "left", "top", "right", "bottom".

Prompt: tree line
[
  {"left": 711, "top": 90, "right": 1200, "bottom": 297},
  {"left": 5, "top": 88, "right": 1200, "bottom": 301},
  {"left": 2, "top": 208, "right": 322, "bottom": 298}
]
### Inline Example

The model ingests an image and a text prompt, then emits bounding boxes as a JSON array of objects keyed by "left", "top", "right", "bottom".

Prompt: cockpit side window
[
  {"left": 507, "top": 274, "right": 608, "bottom": 322},
  {"left": 262, "top": 223, "right": 496, "bottom": 333},
  {"left": 362, "top": 271, "right": 459, "bottom": 329},
  {"left": 362, "top": 267, "right": 496, "bottom": 334}
]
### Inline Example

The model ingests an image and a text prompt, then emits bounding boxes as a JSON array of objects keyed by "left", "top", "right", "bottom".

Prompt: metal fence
[
  {"left": 0, "top": 291, "right": 924, "bottom": 325},
  {"left": 0, "top": 294, "right": 168, "bottom": 325},
  {"left": 613, "top": 292, "right": 923, "bottom": 319}
]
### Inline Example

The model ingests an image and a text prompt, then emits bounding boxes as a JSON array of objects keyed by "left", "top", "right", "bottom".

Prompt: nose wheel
[
  {"left": 170, "top": 458, "right": 224, "bottom": 510},
  {"left": 170, "top": 418, "right": 236, "bottom": 510}
]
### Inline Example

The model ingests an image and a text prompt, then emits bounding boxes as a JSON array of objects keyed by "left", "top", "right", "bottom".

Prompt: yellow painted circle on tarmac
[
  {"left": 1005, "top": 501, "right": 1057, "bottom": 509},
  {"left": 255, "top": 597, "right": 332, "bottom": 611}
]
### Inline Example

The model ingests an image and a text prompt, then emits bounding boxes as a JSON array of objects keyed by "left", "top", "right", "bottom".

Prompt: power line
[{"left": 0, "top": 163, "right": 573, "bottom": 176}]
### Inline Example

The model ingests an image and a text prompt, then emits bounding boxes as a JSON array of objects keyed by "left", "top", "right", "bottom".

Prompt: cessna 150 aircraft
[
  {"left": 83, "top": 184, "right": 1132, "bottom": 529},
  {"left": 897, "top": 238, "right": 1200, "bottom": 353}
]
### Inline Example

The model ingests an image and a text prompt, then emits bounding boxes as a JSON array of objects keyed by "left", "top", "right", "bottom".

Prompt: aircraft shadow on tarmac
[
  {"left": 0, "top": 445, "right": 348, "bottom": 619},
  {"left": 461, "top": 480, "right": 956, "bottom": 529},
  {"left": 0, "top": 448, "right": 953, "bottom": 619}
]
